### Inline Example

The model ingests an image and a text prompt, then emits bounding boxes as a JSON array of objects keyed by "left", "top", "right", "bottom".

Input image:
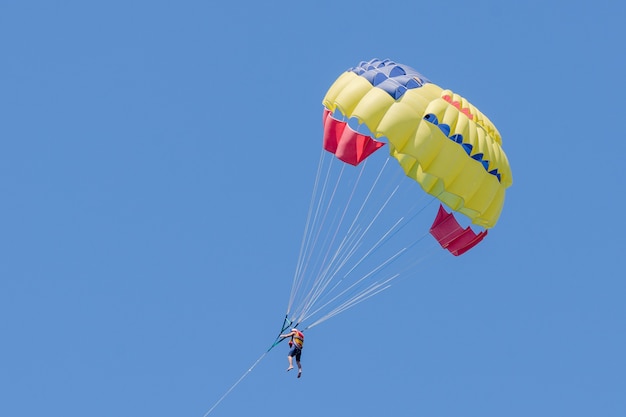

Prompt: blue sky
[{"left": 1, "top": 1, "right": 625, "bottom": 416}]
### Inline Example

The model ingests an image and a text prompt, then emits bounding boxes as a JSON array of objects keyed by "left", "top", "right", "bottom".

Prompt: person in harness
[{"left": 279, "top": 328, "right": 304, "bottom": 378}]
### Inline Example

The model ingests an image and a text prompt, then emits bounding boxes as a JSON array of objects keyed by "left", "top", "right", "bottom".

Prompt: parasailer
[{"left": 279, "top": 328, "right": 304, "bottom": 378}]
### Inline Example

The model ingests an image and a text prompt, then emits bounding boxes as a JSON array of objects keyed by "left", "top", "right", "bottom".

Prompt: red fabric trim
[
  {"left": 429, "top": 205, "right": 488, "bottom": 256},
  {"left": 322, "top": 109, "right": 385, "bottom": 166}
]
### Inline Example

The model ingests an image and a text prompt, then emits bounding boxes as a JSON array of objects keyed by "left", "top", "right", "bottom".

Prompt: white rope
[
  {"left": 202, "top": 351, "right": 268, "bottom": 416},
  {"left": 305, "top": 275, "right": 397, "bottom": 330},
  {"left": 290, "top": 157, "right": 342, "bottom": 321},
  {"left": 295, "top": 227, "right": 365, "bottom": 325},
  {"left": 287, "top": 146, "right": 442, "bottom": 331},
  {"left": 288, "top": 149, "right": 326, "bottom": 313},
  {"left": 302, "top": 244, "right": 407, "bottom": 324},
  {"left": 290, "top": 156, "right": 367, "bottom": 323},
  {"left": 305, "top": 160, "right": 367, "bottom": 293},
  {"left": 304, "top": 234, "right": 440, "bottom": 329},
  {"left": 289, "top": 152, "right": 345, "bottom": 314},
  {"left": 292, "top": 158, "right": 392, "bottom": 323},
  {"left": 294, "top": 158, "right": 413, "bottom": 324}
]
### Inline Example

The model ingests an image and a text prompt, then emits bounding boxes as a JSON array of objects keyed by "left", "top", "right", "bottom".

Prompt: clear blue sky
[{"left": 1, "top": 1, "right": 625, "bottom": 416}]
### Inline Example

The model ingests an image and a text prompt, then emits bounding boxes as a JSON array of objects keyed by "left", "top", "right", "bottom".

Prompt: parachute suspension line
[
  {"left": 293, "top": 160, "right": 371, "bottom": 324},
  {"left": 300, "top": 182, "right": 445, "bottom": 328},
  {"left": 353, "top": 190, "right": 442, "bottom": 272},
  {"left": 294, "top": 225, "right": 363, "bottom": 325},
  {"left": 303, "top": 232, "right": 438, "bottom": 329},
  {"left": 302, "top": 239, "right": 409, "bottom": 324},
  {"left": 288, "top": 148, "right": 327, "bottom": 314},
  {"left": 315, "top": 158, "right": 370, "bottom": 273},
  {"left": 298, "top": 228, "right": 365, "bottom": 322},
  {"left": 337, "top": 155, "right": 441, "bottom": 278},
  {"left": 299, "top": 157, "right": 422, "bottom": 322},
  {"left": 375, "top": 202, "right": 444, "bottom": 289},
  {"left": 301, "top": 184, "right": 403, "bottom": 322},
  {"left": 303, "top": 159, "right": 366, "bottom": 291},
  {"left": 343, "top": 157, "right": 393, "bottom": 240},
  {"left": 327, "top": 160, "right": 400, "bottom": 282},
  {"left": 305, "top": 274, "right": 398, "bottom": 330},
  {"left": 289, "top": 154, "right": 444, "bottom": 329},
  {"left": 295, "top": 153, "right": 346, "bottom": 310},
  {"left": 339, "top": 185, "right": 402, "bottom": 278},
  {"left": 290, "top": 158, "right": 349, "bottom": 324},
  {"left": 303, "top": 229, "right": 437, "bottom": 329},
  {"left": 289, "top": 151, "right": 344, "bottom": 315},
  {"left": 293, "top": 157, "right": 397, "bottom": 324},
  {"left": 401, "top": 236, "right": 441, "bottom": 275},
  {"left": 293, "top": 152, "right": 345, "bottom": 310}
]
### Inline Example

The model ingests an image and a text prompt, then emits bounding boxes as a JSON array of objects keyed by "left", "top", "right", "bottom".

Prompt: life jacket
[{"left": 292, "top": 330, "right": 304, "bottom": 349}]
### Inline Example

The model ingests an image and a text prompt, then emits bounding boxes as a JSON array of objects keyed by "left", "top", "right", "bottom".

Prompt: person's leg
[
  {"left": 296, "top": 350, "right": 302, "bottom": 377},
  {"left": 287, "top": 355, "right": 294, "bottom": 371}
]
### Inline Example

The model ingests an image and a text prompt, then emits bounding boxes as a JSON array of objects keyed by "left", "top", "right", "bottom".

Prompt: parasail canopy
[{"left": 322, "top": 58, "right": 512, "bottom": 229}]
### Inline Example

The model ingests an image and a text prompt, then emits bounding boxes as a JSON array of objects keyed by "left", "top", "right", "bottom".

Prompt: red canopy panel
[
  {"left": 322, "top": 109, "right": 385, "bottom": 166},
  {"left": 429, "top": 205, "right": 488, "bottom": 256}
]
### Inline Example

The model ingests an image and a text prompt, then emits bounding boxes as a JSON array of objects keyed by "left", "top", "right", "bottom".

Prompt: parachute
[
  {"left": 322, "top": 59, "right": 512, "bottom": 228},
  {"left": 203, "top": 59, "right": 513, "bottom": 416},
  {"left": 286, "top": 58, "right": 513, "bottom": 330}
]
